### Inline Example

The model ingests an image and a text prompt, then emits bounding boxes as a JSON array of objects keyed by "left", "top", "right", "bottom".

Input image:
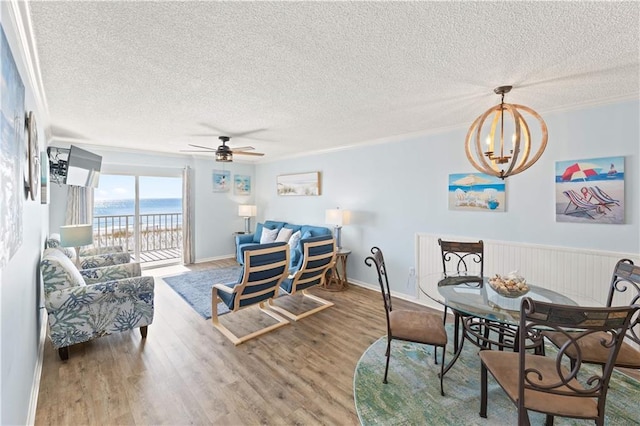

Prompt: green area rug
[{"left": 354, "top": 329, "right": 640, "bottom": 425}]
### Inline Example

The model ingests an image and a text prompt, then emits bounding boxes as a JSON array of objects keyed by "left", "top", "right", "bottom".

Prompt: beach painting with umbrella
[
  {"left": 448, "top": 173, "right": 506, "bottom": 212},
  {"left": 555, "top": 156, "right": 624, "bottom": 224}
]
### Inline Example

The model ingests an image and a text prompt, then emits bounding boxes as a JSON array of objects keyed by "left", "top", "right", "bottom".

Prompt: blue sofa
[{"left": 235, "top": 220, "right": 332, "bottom": 267}]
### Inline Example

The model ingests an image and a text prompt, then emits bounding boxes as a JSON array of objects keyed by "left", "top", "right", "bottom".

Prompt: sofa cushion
[
  {"left": 275, "top": 227, "right": 293, "bottom": 243},
  {"left": 260, "top": 227, "right": 279, "bottom": 243},
  {"left": 253, "top": 223, "right": 274, "bottom": 243},
  {"left": 41, "top": 249, "right": 86, "bottom": 293},
  {"left": 300, "top": 225, "right": 332, "bottom": 238}
]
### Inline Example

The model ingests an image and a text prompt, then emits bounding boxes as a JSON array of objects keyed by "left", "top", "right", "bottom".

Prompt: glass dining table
[{"left": 419, "top": 272, "right": 578, "bottom": 377}]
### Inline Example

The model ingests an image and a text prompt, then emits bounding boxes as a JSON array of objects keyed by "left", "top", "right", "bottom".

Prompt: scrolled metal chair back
[
  {"left": 607, "top": 259, "right": 640, "bottom": 346},
  {"left": 518, "top": 297, "right": 637, "bottom": 413},
  {"left": 438, "top": 238, "right": 484, "bottom": 277},
  {"left": 365, "top": 247, "right": 393, "bottom": 329}
]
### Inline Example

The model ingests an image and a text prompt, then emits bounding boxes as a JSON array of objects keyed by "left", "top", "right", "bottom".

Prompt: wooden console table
[{"left": 323, "top": 248, "right": 351, "bottom": 291}]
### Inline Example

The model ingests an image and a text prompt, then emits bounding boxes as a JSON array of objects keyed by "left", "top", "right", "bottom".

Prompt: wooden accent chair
[
  {"left": 543, "top": 258, "right": 640, "bottom": 371},
  {"left": 438, "top": 238, "right": 484, "bottom": 351},
  {"left": 211, "top": 242, "right": 290, "bottom": 345},
  {"left": 269, "top": 235, "right": 336, "bottom": 321},
  {"left": 480, "top": 297, "right": 638, "bottom": 426},
  {"left": 365, "top": 246, "right": 448, "bottom": 396}
]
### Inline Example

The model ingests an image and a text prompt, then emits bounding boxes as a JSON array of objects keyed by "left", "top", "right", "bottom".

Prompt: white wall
[
  {"left": 47, "top": 148, "right": 256, "bottom": 261},
  {"left": 256, "top": 100, "right": 639, "bottom": 296},
  {"left": 1, "top": 5, "right": 49, "bottom": 424}
]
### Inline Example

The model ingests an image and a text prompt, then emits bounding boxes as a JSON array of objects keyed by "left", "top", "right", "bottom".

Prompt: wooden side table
[{"left": 323, "top": 248, "right": 351, "bottom": 291}]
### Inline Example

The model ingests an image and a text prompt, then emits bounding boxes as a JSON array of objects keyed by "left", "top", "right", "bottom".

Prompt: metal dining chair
[
  {"left": 480, "top": 297, "right": 638, "bottom": 425},
  {"left": 543, "top": 258, "right": 640, "bottom": 371},
  {"left": 438, "top": 238, "right": 484, "bottom": 352},
  {"left": 365, "top": 246, "right": 448, "bottom": 395}
]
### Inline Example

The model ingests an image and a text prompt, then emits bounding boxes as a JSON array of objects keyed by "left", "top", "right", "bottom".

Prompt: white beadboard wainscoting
[{"left": 416, "top": 233, "right": 640, "bottom": 311}]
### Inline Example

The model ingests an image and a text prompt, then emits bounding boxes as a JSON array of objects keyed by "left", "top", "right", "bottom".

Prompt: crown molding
[{"left": 7, "top": 0, "right": 51, "bottom": 141}]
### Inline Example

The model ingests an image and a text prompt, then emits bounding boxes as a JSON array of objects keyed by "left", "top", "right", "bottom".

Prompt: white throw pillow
[
  {"left": 275, "top": 227, "right": 293, "bottom": 243},
  {"left": 288, "top": 230, "right": 302, "bottom": 248},
  {"left": 260, "top": 227, "right": 279, "bottom": 243}
]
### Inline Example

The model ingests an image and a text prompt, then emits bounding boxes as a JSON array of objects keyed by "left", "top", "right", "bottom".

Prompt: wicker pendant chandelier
[{"left": 465, "top": 85, "right": 548, "bottom": 179}]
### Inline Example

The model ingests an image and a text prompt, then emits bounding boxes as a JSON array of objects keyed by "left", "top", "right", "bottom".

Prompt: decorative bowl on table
[{"left": 488, "top": 273, "right": 529, "bottom": 298}]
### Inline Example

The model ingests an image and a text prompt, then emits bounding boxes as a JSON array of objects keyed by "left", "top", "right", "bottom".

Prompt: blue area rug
[
  {"left": 162, "top": 266, "right": 243, "bottom": 319},
  {"left": 354, "top": 326, "right": 640, "bottom": 425}
]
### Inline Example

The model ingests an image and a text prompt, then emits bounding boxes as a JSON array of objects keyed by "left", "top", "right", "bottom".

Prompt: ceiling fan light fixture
[
  {"left": 215, "top": 136, "right": 233, "bottom": 162},
  {"left": 215, "top": 146, "right": 233, "bottom": 162},
  {"left": 464, "top": 85, "right": 548, "bottom": 179}
]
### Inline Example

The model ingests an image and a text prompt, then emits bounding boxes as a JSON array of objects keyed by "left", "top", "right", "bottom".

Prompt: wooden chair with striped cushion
[
  {"left": 211, "top": 242, "right": 290, "bottom": 345},
  {"left": 269, "top": 235, "right": 336, "bottom": 321}
]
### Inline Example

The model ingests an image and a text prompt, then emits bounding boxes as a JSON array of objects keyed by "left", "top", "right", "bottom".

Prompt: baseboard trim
[
  {"left": 27, "top": 307, "right": 48, "bottom": 425},
  {"left": 347, "top": 279, "right": 443, "bottom": 312},
  {"left": 194, "top": 254, "right": 236, "bottom": 264}
]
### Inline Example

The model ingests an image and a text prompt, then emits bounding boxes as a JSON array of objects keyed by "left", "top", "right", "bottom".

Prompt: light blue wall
[
  {"left": 1, "top": 6, "right": 49, "bottom": 425},
  {"left": 256, "top": 100, "right": 639, "bottom": 295}
]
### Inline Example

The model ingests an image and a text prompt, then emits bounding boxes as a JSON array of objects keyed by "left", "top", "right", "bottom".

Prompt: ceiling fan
[{"left": 180, "top": 136, "right": 265, "bottom": 162}]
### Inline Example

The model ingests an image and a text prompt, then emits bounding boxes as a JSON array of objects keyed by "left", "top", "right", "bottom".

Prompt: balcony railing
[{"left": 93, "top": 213, "right": 182, "bottom": 263}]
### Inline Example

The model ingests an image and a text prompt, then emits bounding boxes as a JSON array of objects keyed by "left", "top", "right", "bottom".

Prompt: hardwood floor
[{"left": 34, "top": 258, "right": 437, "bottom": 425}]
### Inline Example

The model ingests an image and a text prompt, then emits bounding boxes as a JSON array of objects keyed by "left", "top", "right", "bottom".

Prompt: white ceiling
[{"left": 26, "top": 1, "right": 639, "bottom": 162}]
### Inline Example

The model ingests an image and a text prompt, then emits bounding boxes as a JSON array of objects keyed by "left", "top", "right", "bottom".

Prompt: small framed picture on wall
[
  {"left": 234, "top": 175, "right": 251, "bottom": 195},
  {"left": 212, "top": 170, "right": 230, "bottom": 192}
]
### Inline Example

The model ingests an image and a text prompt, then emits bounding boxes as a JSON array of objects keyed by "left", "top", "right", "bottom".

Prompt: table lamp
[
  {"left": 59, "top": 224, "right": 94, "bottom": 267},
  {"left": 325, "top": 208, "right": 350, "bottom": 249},
  {"left": 238, "top": 205, "right": 257, "bottom": 234}
]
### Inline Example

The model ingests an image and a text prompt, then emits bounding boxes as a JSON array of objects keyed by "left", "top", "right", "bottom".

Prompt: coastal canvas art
[
  {"left": 1, "top": 26, "right": 25, "bottom": 267},
  {"left": 212, "top": 170, "right": 230, "bottom": 192},
  {"left": 555, "top": 156, "right": 624, "bottom": 224},
  {"left": 277, "top": 172, "right": 320, "bottom": 196},
  {"left": 234, "top": 174, "right": 251, "bottom": 195},
  {"left": 448, "top": 173, "right": 505, "bottom": 212}
]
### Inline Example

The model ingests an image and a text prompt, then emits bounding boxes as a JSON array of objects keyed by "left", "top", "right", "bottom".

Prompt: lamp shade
[
  {"left": 238, "top": 205, "right": 257, "bottom": 217},
  {"left": 325, "top": 208, "right": 350, "bottom": 226},
  {"left": 59, "top": 224, "right": 94, "bottom": 247}
]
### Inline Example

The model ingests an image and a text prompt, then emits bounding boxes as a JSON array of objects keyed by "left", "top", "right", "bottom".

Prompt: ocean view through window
[{"left": 94, "top": 174, "right": 183, "bottom": 264}]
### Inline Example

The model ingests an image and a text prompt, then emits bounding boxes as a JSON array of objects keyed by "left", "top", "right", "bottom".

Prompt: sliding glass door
[{"left": 94, "top": 174, "right": 182, "bottom": 265}]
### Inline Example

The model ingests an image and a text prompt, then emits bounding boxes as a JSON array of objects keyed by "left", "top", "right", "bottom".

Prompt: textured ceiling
[{"left": 27, "top": 1, "right": 639, "bottom": 162}]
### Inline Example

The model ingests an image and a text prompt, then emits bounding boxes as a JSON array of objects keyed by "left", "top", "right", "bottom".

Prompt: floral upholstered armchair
[
  {"left": 46, "top": 233, "right": 130, "bottom": 269},
  {"left": 40, "top": 247, "right": 154, "bottom": 360}
]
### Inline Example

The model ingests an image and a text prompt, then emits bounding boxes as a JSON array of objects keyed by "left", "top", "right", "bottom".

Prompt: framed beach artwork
[
  {"left": 212, "top": 170, "right": 231, "bottom": 192},
  {"left": 277, "top": 172, "right": 321, "bottom": 196},
  {"left": 234, "top": 174, "right": 251, "bottom": 195},
  {"left": 1, "top": 25, "right": 26, "bottom": 267},
  {"left": 555, "top": 156, "right": 624, "bottom": 224},
  {"left": 448, "top": 173, "right": 505, "bottom": 212}
]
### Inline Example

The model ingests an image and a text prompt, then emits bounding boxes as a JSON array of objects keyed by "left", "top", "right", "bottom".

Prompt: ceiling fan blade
[
  {"left": 188, "top": 144, "right": 215, "bottom": 150},
  {"left": 231, "top": 146, "right": 254, "bottom": 151},
  {"left": 180, "top": 149, "right": 215, "bottom": 153},
  {"left": 233, "top": 151, "right": 264, "bottom": 156}
]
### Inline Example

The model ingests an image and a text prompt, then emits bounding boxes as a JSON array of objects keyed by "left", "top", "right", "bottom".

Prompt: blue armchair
[{"left": 212, "top": 242, "right": 290, "bottom": 345}]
